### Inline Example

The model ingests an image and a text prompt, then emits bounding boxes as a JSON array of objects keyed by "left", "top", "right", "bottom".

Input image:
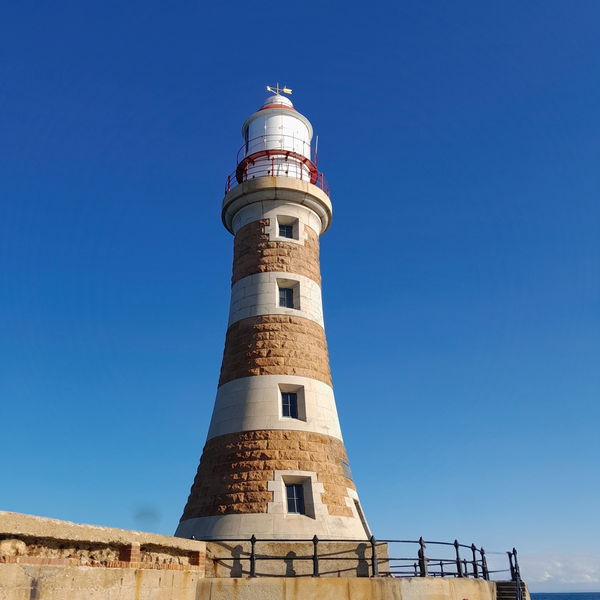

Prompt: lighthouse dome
[{"left": 261, "top": 94, "right": 294, "bottom": 108}]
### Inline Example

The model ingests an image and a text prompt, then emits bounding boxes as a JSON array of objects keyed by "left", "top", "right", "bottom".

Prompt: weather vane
[{"left": 266, "top": 82, "right": 292, "bottom": 95}]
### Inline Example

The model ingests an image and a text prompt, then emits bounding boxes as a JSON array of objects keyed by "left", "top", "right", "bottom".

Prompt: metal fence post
[
  {"left": 471, "top": 544, "right": 479, "bottom": 578},
  {"left": 418, "top": 537, "right": 428, "bottom": 577},
  {"left": 513, "top": 548, "right": 523, "bottom": 600},
  {"left": 480, "top": 548, "right": 489, "bottom": 580},
  {"left": 370, "top": 535, "right": 379, "bottom": 577},
  {"left": 250, "top": 535, "right": 256, "bottom": 577},
  {"left": 454, "top": 540, "right": 464, "bottom": 577},
  {"left": 312, "top": 535, "right": 320, "bottom": 577},
  {"left": 508, "top": 550, "right": 516, "bottom": 580},
  {"left": 513, "top": 548, "right": 521, "bottom": 578}
]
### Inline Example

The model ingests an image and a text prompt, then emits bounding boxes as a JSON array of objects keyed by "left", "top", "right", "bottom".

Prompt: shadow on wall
[{"left": 207, "top": 540, "right": 380, "bottom": 578}]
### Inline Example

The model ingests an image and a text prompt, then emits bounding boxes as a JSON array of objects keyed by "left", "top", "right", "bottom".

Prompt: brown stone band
[
  {"left": 232, "top": 219, "right": 321, "bottom": 285},
  {"left": 218, "top": 315, "right": 332, "bottom": 387},
  {"left": 180, "top": 430, "right": 355, "bottom": 521}
]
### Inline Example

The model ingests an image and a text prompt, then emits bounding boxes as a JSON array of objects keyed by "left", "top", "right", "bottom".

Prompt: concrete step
[{"left": 496, "top": 580, "right": 527, "bottom": 600}]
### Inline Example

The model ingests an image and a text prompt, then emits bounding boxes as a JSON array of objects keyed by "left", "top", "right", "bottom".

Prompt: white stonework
[
  {"left": 228, "top": 271, "right": 324, "bottom": 327},
  {"left": 207, "top": 375, "right": 342, "bottom": 441},
  {"left": 226, "top": 186, "right": 323, "bottom": 236},
  {"left": 175, "top": 507, "right": 369, "bottom": 540}
]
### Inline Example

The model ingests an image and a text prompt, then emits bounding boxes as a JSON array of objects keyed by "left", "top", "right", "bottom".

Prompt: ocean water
[{"left": 532, "top": 594, "right": 600, "bottom": 600}]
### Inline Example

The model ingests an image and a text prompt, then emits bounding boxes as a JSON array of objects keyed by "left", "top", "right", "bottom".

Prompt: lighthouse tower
[{"left": 176, "top": 89, "right": 370, "bottom": 540}]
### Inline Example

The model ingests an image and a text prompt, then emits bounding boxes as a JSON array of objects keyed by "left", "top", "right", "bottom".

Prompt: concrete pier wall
[{"left": 1, "top": 564, "right": 517, "bottom": 600}]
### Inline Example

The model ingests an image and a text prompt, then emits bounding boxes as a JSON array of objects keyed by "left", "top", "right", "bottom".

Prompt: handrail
[
  {"left": 197, "top": 535, "right": 521, "bottom": 581},
  {"left": 224, "top": 162, "right": 330, "bottom": 196},
  {"left": 223, "top": 133, "right": 330, "bottom": 196},
  {"left": 513, "top": 547, "right": 524, "bottom": 600}
]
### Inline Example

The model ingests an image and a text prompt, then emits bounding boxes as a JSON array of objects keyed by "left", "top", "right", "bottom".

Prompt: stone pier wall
[
  {"left": 0, "top": 512, "right": 206, "bottom": 571},
  {"left": 0, "top": 512, "right": 206, "bottom": 600},
  {"left": 0, "top": 510, "right": 531, "bottom": 600}
]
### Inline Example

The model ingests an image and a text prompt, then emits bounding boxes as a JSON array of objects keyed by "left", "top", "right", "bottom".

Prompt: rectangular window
[
  {"left": 279, "top": 287, "right": 294, "bottom": 308},
  {"left": 276, "top": 216, "right": 299, "bottom": 240},
  {"left": 278, "top": 384, "right": 306, "bottom": 422},
  {"left": 279, "top": 224, "right": 294, "bottom": 238},
  {"left": 286, "top": 483, "right": 305, "bottom": 514},
  {"left": 281, "top": 392, "right": 298, "bottom": 419}
]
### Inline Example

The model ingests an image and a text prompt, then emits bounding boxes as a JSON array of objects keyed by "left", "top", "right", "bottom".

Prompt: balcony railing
[{"left": 224, "top": 134, "right": 330, "bottom": 196}]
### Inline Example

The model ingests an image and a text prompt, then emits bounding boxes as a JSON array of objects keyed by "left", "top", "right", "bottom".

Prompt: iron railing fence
[
  {"left": 224, "top": 164, "right": 329, "bottom": 196},
  {"left": 199, "top": 534, "right": 522, "bottom": 583},
  {"left": 224, "top": 134, "right": 330, "bottom": 196}
]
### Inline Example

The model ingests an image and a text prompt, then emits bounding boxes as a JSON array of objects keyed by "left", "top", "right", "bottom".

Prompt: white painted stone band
[
  {"left": 207, "top": 375, "right": 343, "bottom": 441},
  {"left": 222, "top": 176, "right": 332, "bottom": 235},
  {"left": 231, "top": 197, "right": 324, "bottom": 237},
  {"left": 175, "top": 492, "right": 369, "bottom": 540},
  {"left": 228, "top": 272, "right": 324, "bottom": 328}
]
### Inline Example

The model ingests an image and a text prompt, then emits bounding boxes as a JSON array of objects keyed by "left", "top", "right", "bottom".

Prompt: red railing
[
  {"left": 224, "top": 134, "right": 330, "bottom": 196},
  {"left": 224, "top": 162, "right": 330, "bottom": 196}
]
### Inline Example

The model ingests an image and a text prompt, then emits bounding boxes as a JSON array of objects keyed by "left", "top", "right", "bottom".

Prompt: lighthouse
[{"left": 176, "top": 87, "right": 370, "bottom": 540}]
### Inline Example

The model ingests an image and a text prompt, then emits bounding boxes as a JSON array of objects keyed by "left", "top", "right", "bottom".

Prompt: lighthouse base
[{"left": 0, "top": 513, "right": 531, "bottom": 600}]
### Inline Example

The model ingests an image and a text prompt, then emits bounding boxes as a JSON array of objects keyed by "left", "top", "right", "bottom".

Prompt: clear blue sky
[{"left": 1, "top": 1, "right": 598, "bottom": 592}]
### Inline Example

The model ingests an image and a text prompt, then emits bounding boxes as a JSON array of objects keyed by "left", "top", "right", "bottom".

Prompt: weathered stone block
[
  {"left": 180, "top": 431, "right": 355, "bottom": 521},
  {"left": 219, "top": 315, "right": 331, "bottom": 386},
  {"left": 232, "top": 220, "right": 321, "bottom": 285}
]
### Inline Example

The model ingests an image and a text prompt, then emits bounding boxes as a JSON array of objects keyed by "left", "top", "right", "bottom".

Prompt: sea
[{"left": 532, "top": 594, "right": 600, "bottom": 600}]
